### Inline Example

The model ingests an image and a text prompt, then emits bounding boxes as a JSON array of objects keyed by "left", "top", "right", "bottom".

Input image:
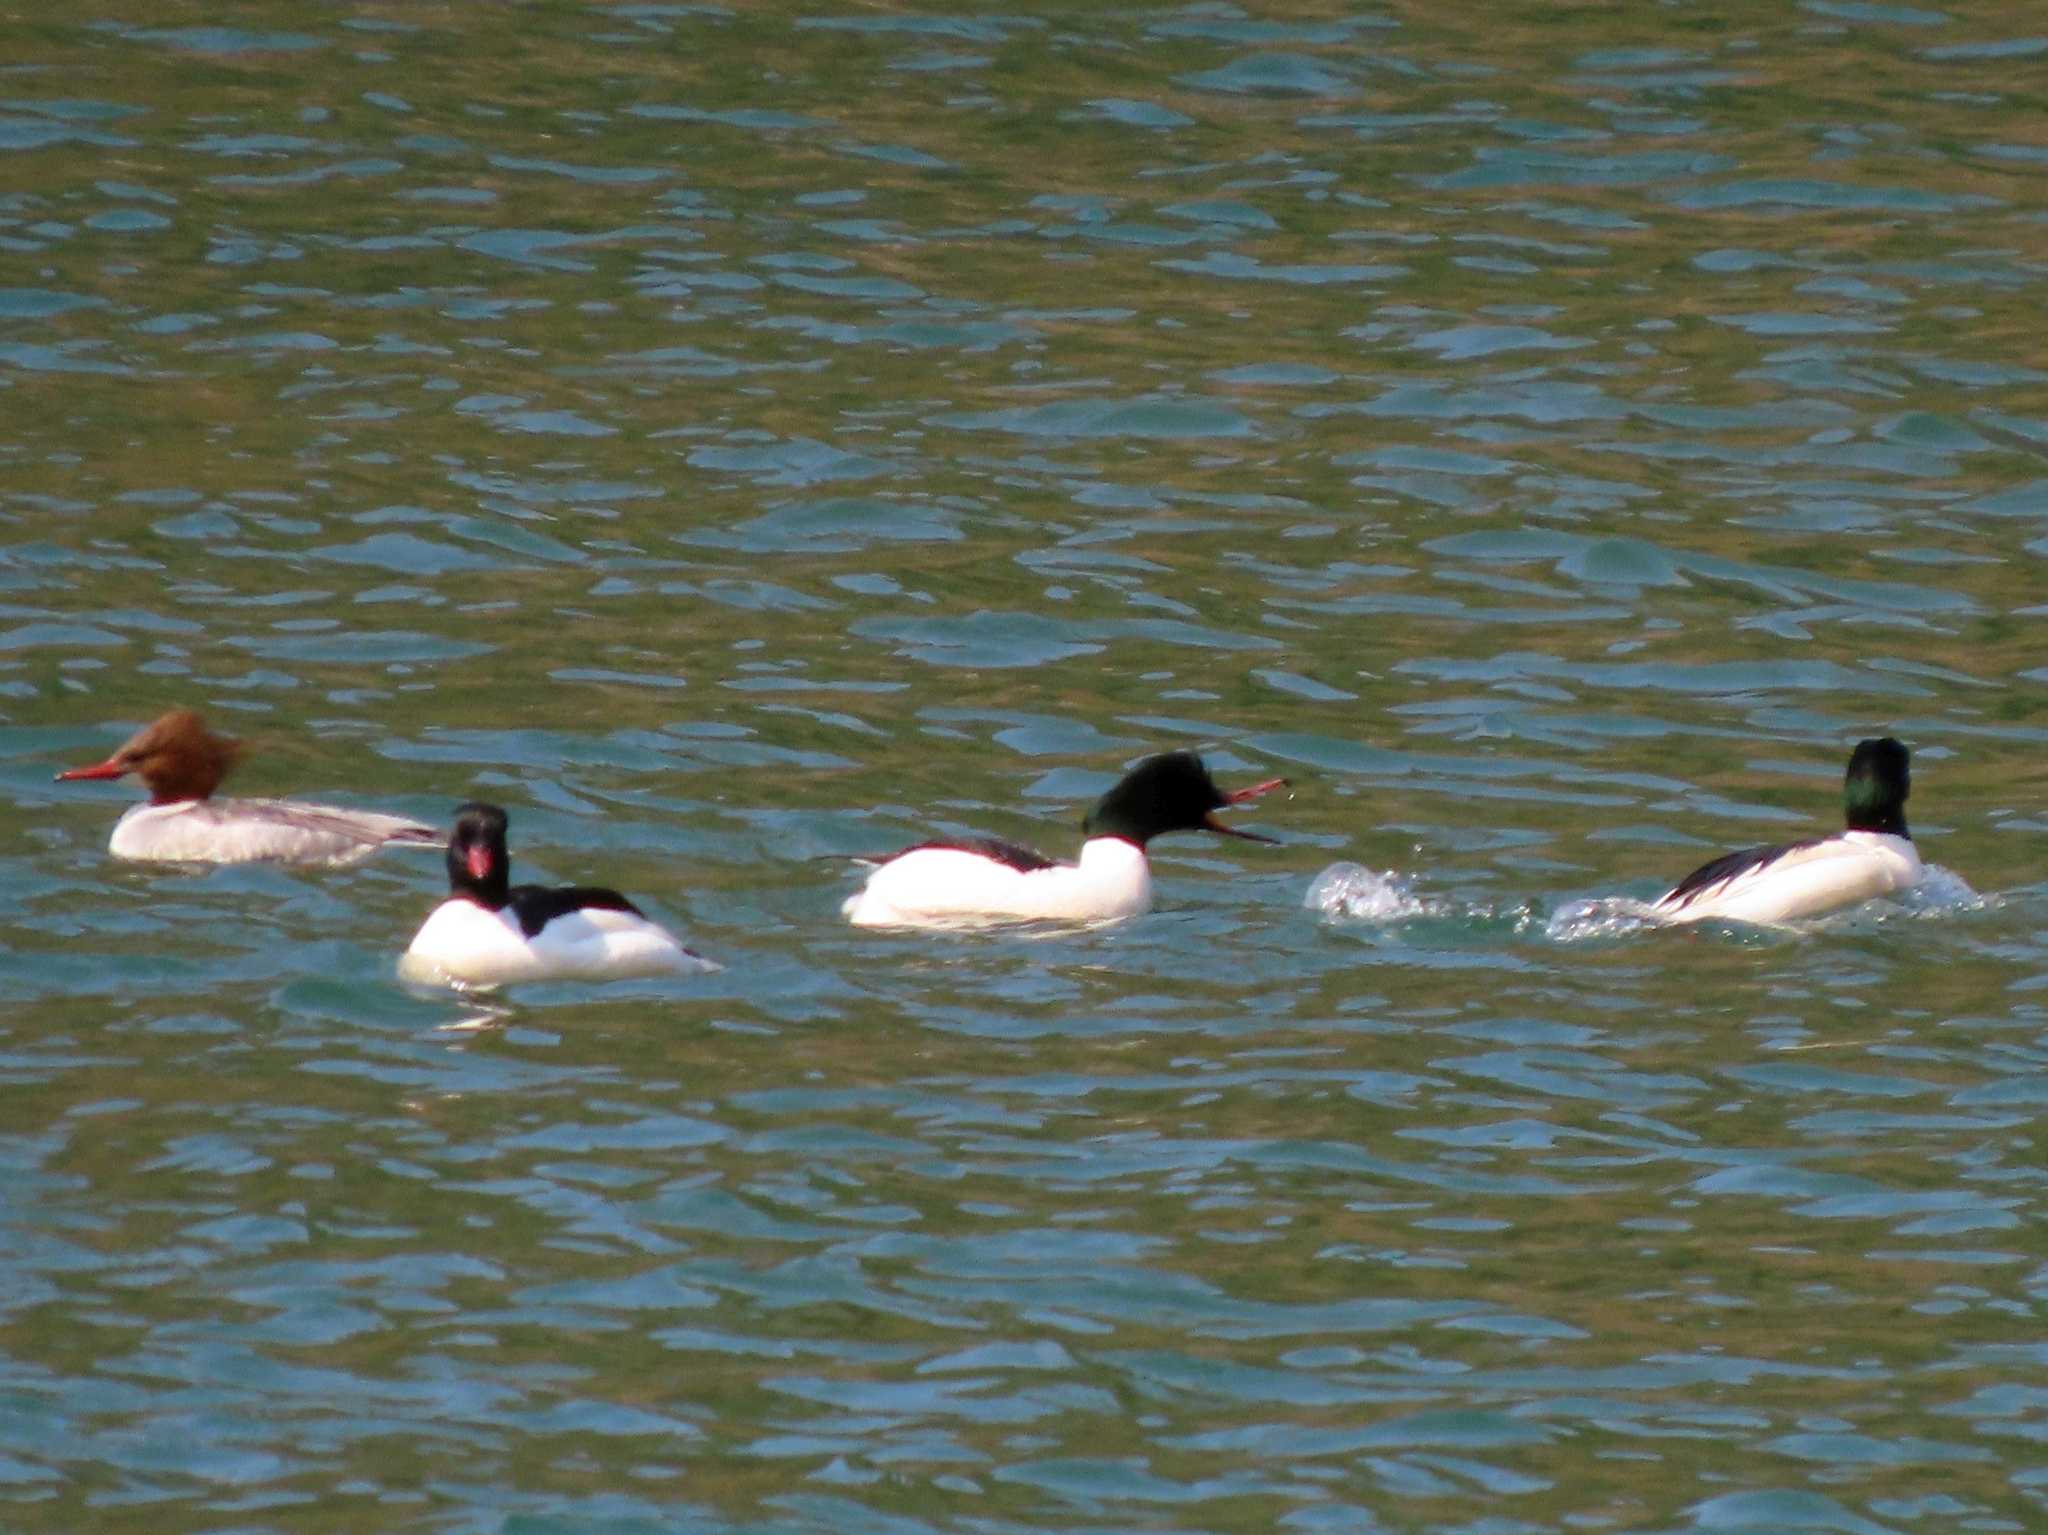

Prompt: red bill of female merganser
[
  {"left": 400, "top": 802, "right": 716, "bottom": 987},
  {"left": 841, "top": 749, "right": 1287, "bottom": 928},
  {"left": 1654, "top": 736, "right": 1922, "bottom": 926},
  {"left": 55, "top": 709, "right": 438, "bottom": 866}
]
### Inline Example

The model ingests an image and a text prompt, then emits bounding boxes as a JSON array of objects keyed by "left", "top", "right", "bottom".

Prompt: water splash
[
  {"left": 1303, "top": 862, "right": 1452, "bottom": 922},
  {"left": 1896, "top": 862, "right": 1988, "bottom": 915},
  {"left": 1543, "top": 894, "right": 1666, "bottom": 943},
  {"left": 1818, "top": 861, "right": 1994, "bottom": 929}
]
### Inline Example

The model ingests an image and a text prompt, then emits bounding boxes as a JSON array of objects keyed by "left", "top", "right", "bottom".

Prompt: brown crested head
[{"left": 55, "top": 709, "right": 242, "bottom": 804}]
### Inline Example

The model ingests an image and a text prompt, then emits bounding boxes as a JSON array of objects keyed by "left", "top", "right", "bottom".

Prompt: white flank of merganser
[
  {"left": 1654, "top": 736, "right": 1923, "bottom": 926},
  {"left": 846, "top": 836, "right": 1152, "bottom": 927},
  {"left": 842, "top": 749, "right": 1287, "bottom": 929},
  {"left": 400, "top": 802, "right": 716, "bottom": 988},
  {"left": 57, "top": 709, "right": 438, "bottom": 866}
]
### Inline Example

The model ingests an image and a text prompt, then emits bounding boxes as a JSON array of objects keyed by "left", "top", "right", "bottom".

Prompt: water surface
[{"left": 4, "top": 2, "right": 2047, "bottom": 1531}]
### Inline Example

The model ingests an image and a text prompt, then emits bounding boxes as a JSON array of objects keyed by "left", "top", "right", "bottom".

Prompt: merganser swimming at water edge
[
  {"left": 841, "top": 749, "right": 1287, "bottom": 928},
  {"left": 400, "top": 802, "right": 716, "bottom": 987},
  {"left": 56, "top": 709, "right": 438, "bottom": 866},
  {"left": 1654, "top": 737, "right": 1921, "bottom": 926}
]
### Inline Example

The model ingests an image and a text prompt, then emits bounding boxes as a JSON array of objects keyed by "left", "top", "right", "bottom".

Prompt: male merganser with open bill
[
  {"left": 56, "top": 709, "right": 437, "bottom": 865},
  {"left": 842, "top": 749, "right": 1287, "bottom": 928},
  {"left": 401, "top": 802, "right": 715, "bottom": 987},
  {"left": 1654, "top": 737, "right": 1921, "bottom": 926}
]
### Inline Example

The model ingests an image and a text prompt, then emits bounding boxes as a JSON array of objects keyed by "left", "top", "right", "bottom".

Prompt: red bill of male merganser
[
  {"left": 841, "top": 749, "right": 1287, "bottom": 928},
  {"left": 1654, "top": 736, "right": 1921, "bottom": 926},
  {"left": 400, "top": 802, "right": 716, "bottom": 987},
  {"left": 55, "top": 709, "right": 438, "bottom": 866}
]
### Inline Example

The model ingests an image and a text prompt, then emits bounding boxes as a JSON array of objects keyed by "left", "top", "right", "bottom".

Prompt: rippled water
[{"left": 5, "top": 3, "right": 2048, "bottom": 1530}]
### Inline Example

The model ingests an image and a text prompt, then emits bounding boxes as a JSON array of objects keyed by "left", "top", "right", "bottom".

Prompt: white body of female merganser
[
  {"left": 842, "top": 750, "right": 1286, "bottom": 928},
  {"left": 56, "top": 709, "right": 438, "bottom": 866},
  {"left": 1654, "top": 737, "right": 1922, "bottom": 926},
  {"left": 400, "top": 802, "right": 715, "bottom": 987}
]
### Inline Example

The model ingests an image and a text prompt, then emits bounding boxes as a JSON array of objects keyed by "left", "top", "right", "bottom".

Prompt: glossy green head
[{"left": 1843, "top": 737, "right": 1910, "bottom": 837}]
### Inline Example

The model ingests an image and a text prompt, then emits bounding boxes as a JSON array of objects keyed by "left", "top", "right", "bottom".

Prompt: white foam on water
[
  {"left": 1542, "top": 895, "right": 1666, "bottom": 944},
  {"left": 1304, "top": 862, "right": 1452, "bottom": 923}
]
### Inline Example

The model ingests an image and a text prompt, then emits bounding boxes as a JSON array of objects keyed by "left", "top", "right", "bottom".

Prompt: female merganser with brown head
[
  {"left": 56, "top": 709, "right": 438, "bottom": 865},
  {"left": 841, "top": 749, "right": 1287, "bottom": 928},
  {"left": 1654, "top": 737, "right": 1921, "bottom": 926},
  {"left": 401, "top": 802, "right": 716, "bottom": 987}
]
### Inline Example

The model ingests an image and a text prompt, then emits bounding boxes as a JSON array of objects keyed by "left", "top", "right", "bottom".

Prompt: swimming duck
[
  {"left": 56, "top": 709, "right": 437, "bottom": 865},
  {"left": 842, "top": 749, "right": 1286, "bottom": 927},
  {"left": 1655, "top": 737, "right": 1921, "bottom": 926},
  {"left": 401, "top": 801, "right": 715, "bottom": 986}
]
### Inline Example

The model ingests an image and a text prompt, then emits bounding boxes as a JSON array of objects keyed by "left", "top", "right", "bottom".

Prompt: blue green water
[{"left": 4, "top": 2, "right": 2048, "bottom": 1530}]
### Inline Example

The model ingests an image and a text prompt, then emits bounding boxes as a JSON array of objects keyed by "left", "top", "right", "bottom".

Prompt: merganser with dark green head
[
  {"left": 841, "top": 750, "right": 1286, "bottom": 928},
  {"left": 1654, "top": 737, "right": 1921, "bottom": 925}
]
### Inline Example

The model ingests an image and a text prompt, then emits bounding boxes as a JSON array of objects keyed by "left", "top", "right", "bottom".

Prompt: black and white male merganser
[
  {"left": 1654, "top": 737, "right": 1922, "bottom": 926},
  {"left": 841, "top": 749, "right": 1287, "bottom": 928},
  {"left": 400, "top": 802, "right": 716, "bottom": 986},
  {"left": 56, "top": 709, "right": 437, "bottom": 865}
]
